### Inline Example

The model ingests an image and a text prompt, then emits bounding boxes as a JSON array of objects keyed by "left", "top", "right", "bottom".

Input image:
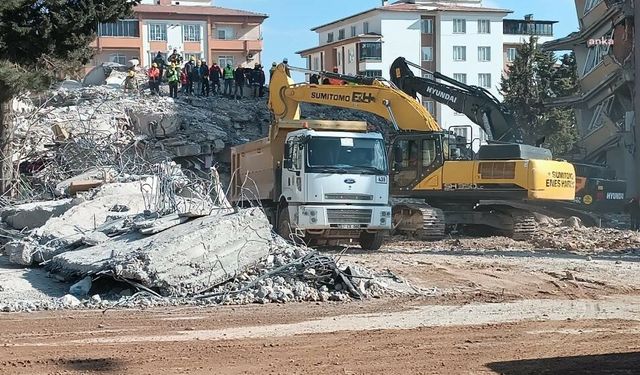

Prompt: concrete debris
[
  {"left": 69, "top": 276, "right": 92, "bottom": 297},
  {"left": 0, "top": 198, "right": 79, "bottom": 230}
]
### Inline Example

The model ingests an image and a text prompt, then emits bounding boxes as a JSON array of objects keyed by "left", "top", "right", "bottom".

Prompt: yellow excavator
[{"left": 269, "top": 64, "right": 576, "bottom": 239}]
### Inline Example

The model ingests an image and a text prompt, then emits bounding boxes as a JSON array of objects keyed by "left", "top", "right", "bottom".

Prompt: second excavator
[{"left": 268, "top": 64, "right": 576, "bottom": 240}]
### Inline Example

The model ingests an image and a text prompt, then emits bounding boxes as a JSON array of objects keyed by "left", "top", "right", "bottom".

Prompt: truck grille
[
  {"left": 324, "top": 193, "right": 373, "bottom": 201},
  {"left": 327, "top": 209, "right": 372, "bottom": 224}
]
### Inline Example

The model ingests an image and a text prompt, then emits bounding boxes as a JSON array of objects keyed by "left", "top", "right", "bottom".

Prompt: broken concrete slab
[
  {"left": 49, "top": 208, "right": 271, "bottom": 296},
  {"left": 127, "top": 108, "right": 180, "bottom": 138},
  {"left": 55, "top": 167, "right": 116, "bottom": 196},
  {"left": 0, "top": 198, "right": 80, "bottom": 230},
  {"left": 4, "top": 240, "right": 38, "bottom": 266},
  {"left": 68, "top": 180, "right": 104, "bottom": 195}
]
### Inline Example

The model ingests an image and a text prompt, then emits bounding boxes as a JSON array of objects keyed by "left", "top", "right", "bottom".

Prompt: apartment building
[
  {"left": 90, "top": 0, "right": 267, "bottom": 69},
  {"left": 297, "top": 0, "right": 556, "bottom": 147},
  {"left": 542, "top": 0, "right": 635, "bottom": 193}
]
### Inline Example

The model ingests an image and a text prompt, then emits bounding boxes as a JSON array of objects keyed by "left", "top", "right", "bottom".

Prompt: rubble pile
[{"left": 533, "top": 218, "right": 640, "bottom": 252}]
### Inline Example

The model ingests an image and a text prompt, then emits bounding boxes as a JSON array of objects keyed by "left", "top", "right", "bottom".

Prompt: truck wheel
[
  {"left": 359, "top": 231, "right": 385, "bottom": 250},
  {"left": 277, "top": 206, "right": 303, "bottom": 244}
]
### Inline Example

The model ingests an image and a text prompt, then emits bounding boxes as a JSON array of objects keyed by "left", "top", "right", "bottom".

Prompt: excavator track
[
  {"left": 511, "top": 213, "right": 539, "bottom": 241},
  {"left": 391, "top": 199, "right": 445, "bottom": 240}
]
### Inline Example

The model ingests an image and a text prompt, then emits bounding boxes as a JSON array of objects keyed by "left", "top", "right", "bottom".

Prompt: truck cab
[{"left": 231, "top": 120, "right": 392, "bottom": 250}]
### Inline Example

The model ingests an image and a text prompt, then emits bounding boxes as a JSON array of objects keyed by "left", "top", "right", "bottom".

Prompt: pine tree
[
  {"left": 500, "top": 37, "right": 579, "bottom": 156},
  {"left": 0, "top": 0, "right": 140, "bottom": 195}
]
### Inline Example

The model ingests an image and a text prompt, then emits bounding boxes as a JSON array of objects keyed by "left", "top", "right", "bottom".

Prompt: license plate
[{"left": 337, "top": 224, "right": 361, "bottom": 229}]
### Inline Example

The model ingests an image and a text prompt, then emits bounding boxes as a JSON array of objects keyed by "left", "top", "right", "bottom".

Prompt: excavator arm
[
  {"left": 268, "top": 63, "right": 441, "bottom": 132},
  {"left": 390, "top": 57, "right": 520, "bottom": 142}
]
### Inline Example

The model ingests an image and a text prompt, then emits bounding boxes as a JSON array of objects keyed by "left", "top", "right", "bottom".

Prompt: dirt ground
[{"left": 2, "top": 240, "right": 640, "bottom": 374}]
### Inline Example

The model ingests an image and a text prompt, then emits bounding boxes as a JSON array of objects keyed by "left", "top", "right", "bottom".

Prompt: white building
[{"left": 297, "top": 0, "right": 557, "bottom": 146}]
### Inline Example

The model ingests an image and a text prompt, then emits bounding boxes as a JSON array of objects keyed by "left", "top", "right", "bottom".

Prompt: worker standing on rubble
[
  {"left": 250, "top": 64, "right": 266, "bottom": 98},
  {"left": 282, "top": 58, "right": 291, "bottom": 77},
  {"left": 269, "top": 62, "right": 277, "bottom": 79},
  {"left": 200, "top": 60, "right": 210, "bottom": 96},
  {"left": 168, "top": 49, "right": 183, "bottom": 66},
  {"left": 124, "top": 69, "right": 137, "bottom": 93},
  {"left": 192, "top": 60, "right": 203, "bottom": 96},
  {"left": 234, "top": 65, "right": 245, "bottom": 99},
  {"left": 209, "top": 62, "right": 222, "bottom": 95},
  {"left": 153, "top": 52, "right": 165, "bottom": 82},
  {"left": 166, "top": 63, "right": 179, "bottom": 99},
  {"left": 180, "top": 67, "right": 188, "bottom": 94},
  {"left": 148, "top": 63, "right": 161, "bottom": 95},
  {"left": 184, "top": 57, "right": 196, "bottom": 95},
  {"left": 223, "top": 63, "right": 234, "bottom": 98}
]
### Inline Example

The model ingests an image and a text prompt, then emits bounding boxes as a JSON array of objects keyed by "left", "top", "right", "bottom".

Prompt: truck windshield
[{"left": 306, "top": 136, "right": 388, "bottom": 174}]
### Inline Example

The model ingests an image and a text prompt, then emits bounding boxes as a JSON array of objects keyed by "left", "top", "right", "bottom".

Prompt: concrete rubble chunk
[
  {"left": 49, "top": 208, "right": 272, "bottom": 296},
  {"left": 69, "top": 276, "right": 92, "bottom": 297},
  {"left": 0, "top": 198, "right": 78, "bottom": 230},
  {"left": 4, "top": 240, "right": 37, "bottom": 266}
]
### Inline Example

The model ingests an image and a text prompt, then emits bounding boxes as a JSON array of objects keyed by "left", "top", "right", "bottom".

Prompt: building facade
[
  {"left": 297, "top": 0, "right": 556, "bottom": 147},
  {"left": 542, "top": 0, "right": 635, "bottom": 194},
  {"left": 90, "top": 0, "right": 267, "bottom": 69}
]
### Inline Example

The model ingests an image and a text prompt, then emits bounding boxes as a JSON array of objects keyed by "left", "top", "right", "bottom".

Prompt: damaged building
[{"left": 542, "top": 0, "right": 636, "bottom": 195}]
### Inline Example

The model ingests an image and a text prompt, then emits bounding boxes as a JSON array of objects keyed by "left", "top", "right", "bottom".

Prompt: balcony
[
  {"left": 580, "top": 55, "right": 620, "bottom": 93},
  {"left": 209, "top": 39, "right": 263, "bottom": 52},
  {"left": 582, "top": 0, "right": 609, "bottom": 29},
  {"left": 91, "top": 37, "right": 140, "bottom": 50}
]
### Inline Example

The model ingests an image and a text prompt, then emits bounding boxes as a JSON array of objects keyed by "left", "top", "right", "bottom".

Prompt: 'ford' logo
[{"left": 344, "top": 179, "right": 356, "bottom": 184}]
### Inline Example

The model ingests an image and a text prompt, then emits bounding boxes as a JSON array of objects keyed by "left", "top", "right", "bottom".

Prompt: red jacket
[
  {"left": 180, "top": 71, "right": 188, "bottom": 84},
  {"left": 148, "top": 67, "right": 160, "bottom": 80}
]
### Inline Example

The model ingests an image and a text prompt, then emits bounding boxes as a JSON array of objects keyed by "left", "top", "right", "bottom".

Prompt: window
[
  {"left": 503, "top": 20, "right": 553, "bottom": 36},
  {"left": 216, "top": 27, "right": 234, "bottom": 40},
  {"left": 453, "top": 73, "right": 467, "bottom": 84},
  {"left": 584, "top": 0, "right": 603, "bottom": 14},
  {"left": 337, "top": 51, "right": 342, "bottom": 66},
  {"left": 348, "top": 48, "right": 355, "bottom": 63},
  {"left": 358, "top": 42, "right": 382, "bottom": 61},
  {"left": 506, "top": 47, "right": 517, "bottom": 62},
  {"left": 359, "top": 70, "right": 383, "bottom": 78},
  {"left": 453, "top": 46, "right": 466, "bottom": 61},
  {"left": 327, "top": 32, "right": 334, "bottom": 43},
  {"left": 363, "top": 21, "right": 369, "bottom": 34},
  {"left": 477, "top": 19, "right": 490, "bottom": 34},
  {"left": 313, "top": 57, "right": 320, "bottom": 71},
  {"left": 422, "top": 139, "right": 437, "bottom": 167},
  {"left": 98, "top": 20, "right": 139, "bottom": 37},
  {"left": 218, "top": 55, "right": 234, "bottom": 67},
  {"left": 453, "top": 19, "right": 466, "bottom": 33},
  {"left": 184, "top": 53, "right": 202, "bottom": 62},
  {"left": 582, "top": 31, "right": 613, "bottom": 75},
  {"left": 109, "top": 53, "right": 127, "bottom": 65},
  {"left": 478, "top": 46, "right": 491, "bottom": 62},
  {"left": 421, "top": 19, "right": 433, "bottom": 34},
  {"left": 478, "top": 73, "right": 491, "bottom": 88},
  {"left": 338, "top": 28, "right": 345, "bottom": 40},
  {"left": 148, "top": 23, "right": 167, "bottom": 41},
  {"left": 453, "top": 127, "right": 469, "bottom": 140},
  {"left": 588, "top": 96, "right": 614, "bottom": 131},
  {"left": 183, "top": 24, "right": 201, "bottom": 42},
  {"left": 422, "top": 100, "right": 435, "bottom": 114},
  {"left": 421, "top": 46, "right": 433, "bottom": 61},
  {"left": 350, "top": 25, "right": 357, "bottom": 37}
]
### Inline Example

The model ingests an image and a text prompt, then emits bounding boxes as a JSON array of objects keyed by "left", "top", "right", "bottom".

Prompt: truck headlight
[
  {"left": 311, "top": 217, "right": 318, "bottom": 223},
  {"left": 381, "top": 211, "right": 391, "bottom": 217},
  {"left": 302, "top": 208, "right": 317, "bottom": 216},
  {"left": 380, "top": 218, "right": 386, "bottom": 225}
]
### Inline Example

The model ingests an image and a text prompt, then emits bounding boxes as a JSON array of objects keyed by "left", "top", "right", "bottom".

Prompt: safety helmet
[
  {"left": 152, "top": 62, "right": 158, "bottom": 67},
  {"left": 190, "top": 56, "right": 196, "bottom": 61},
  {"left": 272, "top": 62, "right": 277, "bottom": 67}
]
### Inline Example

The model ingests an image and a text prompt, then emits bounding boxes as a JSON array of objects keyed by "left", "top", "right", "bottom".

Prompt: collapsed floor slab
[{"left": 48, "top": 208, "right": 271, "bottom": 296}]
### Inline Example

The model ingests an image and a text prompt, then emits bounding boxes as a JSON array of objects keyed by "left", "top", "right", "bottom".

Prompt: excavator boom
[
  {"left": 268, "top": 64, "right": 440, "bottom": 132},
  {"left": 390, "top": 57, "right": 520, "bottom": 142}
]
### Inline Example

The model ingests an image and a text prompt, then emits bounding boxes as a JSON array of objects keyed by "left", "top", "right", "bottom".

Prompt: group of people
[{"left": 143, "top": 50, "right": 271, "bottom": 99}]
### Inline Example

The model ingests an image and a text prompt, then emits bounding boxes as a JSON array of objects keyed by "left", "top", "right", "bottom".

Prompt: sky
[{"left": 215, "top": 0, "right": 580, "bottom": 80}]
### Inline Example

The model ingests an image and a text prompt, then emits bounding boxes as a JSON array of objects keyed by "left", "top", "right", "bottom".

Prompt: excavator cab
[{"left": 389, "top": 133, "right": 445, "bottom": 194}]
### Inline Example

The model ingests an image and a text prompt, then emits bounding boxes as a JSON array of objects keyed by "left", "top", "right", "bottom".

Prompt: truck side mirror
[{"left": 283, "top": 143, "right": 292, "bottom": 169}]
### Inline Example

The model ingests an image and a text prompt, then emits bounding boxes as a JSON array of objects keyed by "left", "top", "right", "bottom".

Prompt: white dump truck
[{"left": 230, "top": 120, "right": 391, "bottom": 250}]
